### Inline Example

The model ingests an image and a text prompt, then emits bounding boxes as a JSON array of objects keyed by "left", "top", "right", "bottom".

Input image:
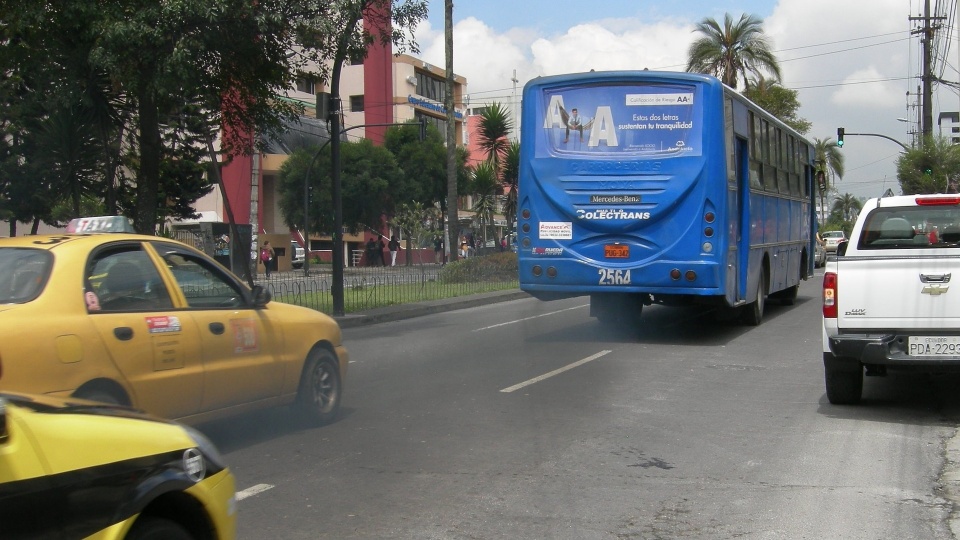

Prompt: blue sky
[
  {"left": 415, "top": 0, "right": 949, "bottom": 200},
  {"left": 426, "top": 1, "right": 777, "bottom": 36}
]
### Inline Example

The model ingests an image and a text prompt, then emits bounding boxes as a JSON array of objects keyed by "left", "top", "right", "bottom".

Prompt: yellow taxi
[
  {"left": 0, "top": 391, "right": 235, "bottom": 539},
  {"left": 0, "top": 220, "right": 348, "bottom": 425}
]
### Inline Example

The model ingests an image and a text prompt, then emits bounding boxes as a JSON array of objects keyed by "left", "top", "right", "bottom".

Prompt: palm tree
[
  {"left": 686, "top": 13, "right": 781, "bottom": 90},
  {"left": 501, "top": 140, "right": 520, "bottom": 229},
  {"left": 471, "top": 161, "right": 499, "bottom": 247},
  {"left": 832, "top": 193, "right": 862, "bottom": 222},
  {"left": 475, "top": 103, "right": 514, "bottom": 244},
  {"left": 813, "top": 137, "right": 845, "bottom": 227},
  {"left": 476, "top": 102, "right": 514, "bottom": 169}
]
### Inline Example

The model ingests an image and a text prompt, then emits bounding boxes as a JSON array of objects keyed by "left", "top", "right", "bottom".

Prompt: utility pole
[
  {"left": 511, "top": 69, "right": 519, "bottom": 139},
  {"left": 910, "top": 0, "right": 945, "bottom": 144},
  {"left": 444, "top": 0, "right": 458, "bottom": 263}
]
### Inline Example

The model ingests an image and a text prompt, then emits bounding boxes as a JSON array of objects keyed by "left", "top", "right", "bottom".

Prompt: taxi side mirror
[{"left": 251, "top": 285, "right": 272, "bottom": 308}]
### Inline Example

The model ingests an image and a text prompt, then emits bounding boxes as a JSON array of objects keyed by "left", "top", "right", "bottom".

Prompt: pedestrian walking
[
  {"left": 378, "top": 236, "right": 387, "bottom": 266},
  {"left": 434, "top": 235, "right": 443, "bottom": 265},
  {"left": 388, "top": 235, "right": 400, "bottom": 266},
  {"left": 259, "top": 241, "right": 275, "bottom": 278}
]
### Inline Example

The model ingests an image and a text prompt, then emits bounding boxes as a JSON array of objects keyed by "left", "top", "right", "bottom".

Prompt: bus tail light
[{"left": 823, "top": 272, "right": 838, "bottom": 318}]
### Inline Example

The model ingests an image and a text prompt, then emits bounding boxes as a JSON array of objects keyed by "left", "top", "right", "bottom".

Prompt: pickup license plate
[
  {"left": 908, "top": 336, "right": 960, "bottom": 356},
  {"left": 604, "top": 244, "right": 629, "bottom": 258}
]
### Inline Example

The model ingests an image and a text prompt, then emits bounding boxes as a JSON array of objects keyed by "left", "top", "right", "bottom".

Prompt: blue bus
[{"left": 517, "top": 71, "right": 816, "bottom": 325}]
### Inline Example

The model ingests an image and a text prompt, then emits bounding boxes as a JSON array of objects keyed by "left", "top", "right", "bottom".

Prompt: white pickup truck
[{"left": 822, "top": 193, "right": 960, "bottom": 404}]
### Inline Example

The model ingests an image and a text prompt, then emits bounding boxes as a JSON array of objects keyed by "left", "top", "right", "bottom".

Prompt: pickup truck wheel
[
  {"left": 825, "top": 366, "right": 863, "bottom": 404},
  {"left": 741, "top": 272, "right": 766, "bottom": 326}
]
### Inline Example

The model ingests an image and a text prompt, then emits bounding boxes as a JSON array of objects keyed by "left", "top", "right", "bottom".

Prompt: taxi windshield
[{"left": 0, "top": 248, "right": 52, "bottom": 304}]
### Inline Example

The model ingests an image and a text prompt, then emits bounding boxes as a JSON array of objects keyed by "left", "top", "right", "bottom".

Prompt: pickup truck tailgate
[{"left": 836, "top": 255, "right": 960, "bottom": 330}]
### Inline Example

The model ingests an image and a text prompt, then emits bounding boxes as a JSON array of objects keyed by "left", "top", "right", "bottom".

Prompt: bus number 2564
[{"left": 598, "top": 269, "right": 631, "bottom": 285}]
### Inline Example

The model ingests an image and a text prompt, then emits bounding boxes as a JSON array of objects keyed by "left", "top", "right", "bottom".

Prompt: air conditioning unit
[{"left": 406, "top": 75, "right": 418, "bottom": 86}]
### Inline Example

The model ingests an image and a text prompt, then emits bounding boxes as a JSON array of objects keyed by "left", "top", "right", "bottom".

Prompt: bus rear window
[{"left": 537, "top": 83, "right": 702, "bottom": 157}]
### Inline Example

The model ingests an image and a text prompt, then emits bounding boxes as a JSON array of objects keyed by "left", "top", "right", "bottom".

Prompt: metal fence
[{"left": 256, "top": 263, "right": 518, "bottom": 314}]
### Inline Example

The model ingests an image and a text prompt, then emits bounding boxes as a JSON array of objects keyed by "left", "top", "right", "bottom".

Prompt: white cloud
[{"left": 415, "top": 0, "right": 945, "bottom": 198}]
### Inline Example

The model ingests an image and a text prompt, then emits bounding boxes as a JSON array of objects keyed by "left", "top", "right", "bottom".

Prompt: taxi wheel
[
  {"left": 127, "top": 517, "right": 193, "bottom": 540},
  {"left": 296, "top": 349, "right": 342, "bottom": 426}
]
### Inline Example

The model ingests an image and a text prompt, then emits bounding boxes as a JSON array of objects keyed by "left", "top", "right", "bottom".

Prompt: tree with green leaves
[
  {"left": 383, "top": 120, "right": 471, "bottom": 263},
  {"left": 896, "top": 136, "right": 960, "bottom": 195},
  {"left": 686, "top": 13, "right": 781, "bottom": 90},
  {"left": 2, "top": 0, "right": 430, "bottom": 236},
  {"left": 389, "top": 201, "right": 436, "bottom": 264},
  {"left": 0, "top": 0, "right": 311, "bottom": 234},
  {"left": 276, "top": 139, "right": 401, "bottom": 235},
  {"left": 384, "top": 120, "right": 448, "bottom": 212},
  {"left": 743, "top": 76, "right": 811, "bottom": 134}
]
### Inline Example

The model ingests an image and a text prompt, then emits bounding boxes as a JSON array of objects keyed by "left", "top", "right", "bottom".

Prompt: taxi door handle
[
  {"left": 113, "top": 327, "right": 133, "bottom": 341},
  {"left": 208, "top": 322, "right": 225, "bottom": 335}
]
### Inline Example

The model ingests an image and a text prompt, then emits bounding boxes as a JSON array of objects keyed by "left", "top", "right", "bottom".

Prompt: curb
[{"left": 334, "top": 290, "right": 531, "bottom": 328}]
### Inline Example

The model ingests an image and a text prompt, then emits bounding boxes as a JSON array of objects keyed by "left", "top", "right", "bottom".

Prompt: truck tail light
[
  {"left": 916, "top": 196, "right": 960, "bottom": 206},
  {"left": 823, "top": 272, "right": 838, "bottom": 319}
]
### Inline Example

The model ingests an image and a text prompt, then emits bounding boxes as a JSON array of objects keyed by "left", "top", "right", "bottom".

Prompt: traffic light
[
  {"left": 419, "top": 116, "right": 427, "bottom": 141},
  {"left": 837, "top": 127, "right": 844, "bottom": 147},
  {"left": 816, "top": 171, "right": 826, "bottom": 191}
]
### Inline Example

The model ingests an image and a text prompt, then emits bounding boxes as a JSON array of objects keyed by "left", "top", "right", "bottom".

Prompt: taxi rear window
[
  {"left": 0, "top": 248, "right": 52, "bottom": 304},
  {"left": 858, "top": 206, "right": 960, "bottom": 249}
]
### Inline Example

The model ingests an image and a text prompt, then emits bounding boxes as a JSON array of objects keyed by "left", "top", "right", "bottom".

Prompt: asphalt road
[{"left": 198, "top": 274, "right": 960, "bottom": 539}]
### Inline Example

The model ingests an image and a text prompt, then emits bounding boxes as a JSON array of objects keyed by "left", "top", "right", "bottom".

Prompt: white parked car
[{"left": 821, "top": 230, "right": 846, "bottom": 253}]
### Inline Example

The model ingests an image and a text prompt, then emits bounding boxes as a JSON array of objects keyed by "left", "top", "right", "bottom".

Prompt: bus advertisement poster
[{"left": 539, "top": 84, "right": 703, "bottom": 156}]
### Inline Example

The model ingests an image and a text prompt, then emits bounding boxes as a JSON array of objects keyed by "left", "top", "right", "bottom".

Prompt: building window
[
  {"left": 296, "top": 78, "right": 315, "bottom": 94},
  {"left": 350, "top": 95, "right": 364, "bottom": 113},
  {"left": 415, "top": 71, "right": 447, "bottom": 103}
]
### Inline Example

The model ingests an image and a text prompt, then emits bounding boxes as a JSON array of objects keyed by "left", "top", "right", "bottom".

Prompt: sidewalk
[{"left": 333, "top": 288, "right": 530, "bottom": 328}]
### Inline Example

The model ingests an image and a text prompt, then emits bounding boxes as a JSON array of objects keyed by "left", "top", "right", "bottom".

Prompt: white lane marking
[
  {"left": 500, "top": 350, "right": 612, "bottom": 393},
  {"left": 236, "top": 483, "right": 274, "bottom": 501},
  {"left": 474, "top": 304, "right": 588, "bottom": 331}
]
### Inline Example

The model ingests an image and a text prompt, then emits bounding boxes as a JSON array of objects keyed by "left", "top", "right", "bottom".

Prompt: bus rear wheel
[{"left": 741, "top": 272, "right": 766, "bottom": 326}]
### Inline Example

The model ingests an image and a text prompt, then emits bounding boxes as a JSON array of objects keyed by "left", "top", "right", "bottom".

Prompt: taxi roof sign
[{"left": 66, "top": 216, "right": 135, "bottom": 234}]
